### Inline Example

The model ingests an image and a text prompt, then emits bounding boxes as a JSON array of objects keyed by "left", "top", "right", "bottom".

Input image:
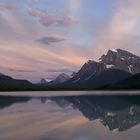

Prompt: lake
[{"left": 0, "top": 91, "right": 140, "bottom": 140}]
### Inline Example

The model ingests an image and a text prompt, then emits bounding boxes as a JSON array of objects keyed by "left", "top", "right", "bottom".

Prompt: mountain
[
  {"left": 1, "top": 48, "right": 139, "bottom": 91},
  {"left": 70, "top": 71, "right": 77, "bottom": 77},
  {"left": 40, "top": 78, "right": 53, "bottom": 84},
  {"left": 58, "top": 49, "right": 139, "bottom": 89},
  {"left": 46, "top": 73, "right": 70, "bottom": 86},
  {"left": 0, "top": 74, "right": 34, "bottom": 91},
  {"left": 75, "top": 49, "right": 140, "bottom": 80},
  {"left": 105, "top": 73, "right": 140, "bottom": 89},
  {"left": 61, "top": 69, "right": 131, "bottom": 90},
  {"left": 69, "top": 60, "right": 105, "bottom": 82},
  {"left": 77, "top": 69, "right": 132, "bottom": 89},
  {"left": 37, "top": 48, "right": 140, "bottom": 90},
  {"left": 99, "top": 49, "right": 140, "bottom": 74},
  {"left": 0, "top": 74, "right": 32, "bottom": 85}
]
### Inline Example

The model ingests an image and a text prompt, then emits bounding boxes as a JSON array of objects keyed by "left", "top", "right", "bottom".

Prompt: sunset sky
[{"left": 0, "top": 0, "right": 140, "bottom": 82}]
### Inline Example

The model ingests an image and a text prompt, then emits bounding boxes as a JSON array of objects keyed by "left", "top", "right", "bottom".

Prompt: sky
[{"left": 0, "top": 0, "right": 140, "bottom": 82}]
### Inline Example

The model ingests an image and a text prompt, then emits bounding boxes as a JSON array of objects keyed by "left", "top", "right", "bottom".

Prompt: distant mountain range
[
  {"left": 40, "top": 73, "right": 70, "bottom": 86},
  {"left": 0, "top": 48, "right": 140, "bottom": 91}
]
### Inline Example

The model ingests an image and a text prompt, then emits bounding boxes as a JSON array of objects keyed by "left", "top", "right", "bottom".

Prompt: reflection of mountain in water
[
  {"left": 42, "top": 95, "right": 140, "bottom": 132},
  {"left": 1, "top": 95, "right": 140, "bottom": 132},
  {"left": 0, "top": 95, "right": 31, "bottom": 109}
]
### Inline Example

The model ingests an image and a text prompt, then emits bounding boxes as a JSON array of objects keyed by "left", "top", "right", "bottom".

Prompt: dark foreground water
[{"left": 0, "top": 91, "right": 140, "bottom": 140}]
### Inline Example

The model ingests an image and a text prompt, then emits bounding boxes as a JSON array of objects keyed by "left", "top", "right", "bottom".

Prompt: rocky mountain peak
[
  {"left": 55, "top": 73, "right": 70, "bottom": 83},
  {"left": 40, "top": 78, "right": 52, "bottom": 84},
  {"left": 99, "top": 49, "right": 140, "bottom": 74},
  {"left": 71, "top": 60, "right": 105, "bottom": 81},
  {"left": 71, "top": 72, "right": 77, "bottom": 77},
  {"left": 69, "top": 48, "right": 140, "bottom": 86}
]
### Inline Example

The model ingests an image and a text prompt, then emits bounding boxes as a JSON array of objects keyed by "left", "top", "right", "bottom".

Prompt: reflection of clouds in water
[{"left": 0, "top": 111, "right": 85, "bottom": 140}]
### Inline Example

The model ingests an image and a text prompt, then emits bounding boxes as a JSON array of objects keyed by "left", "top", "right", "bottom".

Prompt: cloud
[
  {"left": 39, "top": 14, "right": 77, "bottom": 27},
  {"left": 28, "top": 8, "right": 39, "bottom": 17},
  {"left": 0, "top": 3, "right": 16, "bottom": 10},
  {"left": 36, "top": 35, "right": 67, "bottom": 45},
  {"left": 69, "top": 0, "right": 81, "bottom": 15},
  {"left": 29, "top": 0, "right": 45, "bottom": 3},
  {"left": 28, "top": 0, "right": 45, "bottom": 11},
  {"left": 9, "top": 68, "right": 36, "bottom": 73},
  {"left": 28, "top": 7, "right": 47, "bottom": 17},
  {"left": 91, "top": 0, "right": 140, "bottom": 59},
  {"left": 17, "top": 70, "right": 37, "bottom": 73},
  {"left": 0, "top": 40, "right": 87, "bottom": 82},
  {"left": 0, "top": 10, "right": 27, "bottom": 35},
  {"left": 28, "top": 6, "right": 77, "bottom": 27},
  {"left": 57, "top": 16, "right": 77, "bottom": 26},
  {"left": 109, "top": 1, "right": 140, "bottom": 35},
  {"left": 32, "top": 0, "right": 43, "bottom": 2},
  {"left": 46, "top": 67, "right": 76, "bottom": 73}
]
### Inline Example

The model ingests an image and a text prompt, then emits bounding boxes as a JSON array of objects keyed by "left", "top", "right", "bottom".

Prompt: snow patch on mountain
[
  {"left": 72, "top": 78, "right": 80, "bottom": 83},
  {"left": 110, "top": 49, "right": 118, "bottom": 53},
  {"left": 121, "top": 58, "right": 125, "bottom": 61},
  {"left": 40, "top": 78, "right": 53, "bottom": 84},
  {"left": 106, "top": 64, "right": 115, "bottom": 69},
  {"left": 107, "top": 112, "right": 116, "bottom": 117},
  {"left": 128, "top": 65, "right": 133, "bottom": 73}
]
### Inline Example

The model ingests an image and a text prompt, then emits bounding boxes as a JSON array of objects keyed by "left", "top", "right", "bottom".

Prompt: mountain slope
[
  {"left": 0, "top": 74, "right": 34, "bottom": 91},
  {"left": 40, "top": 78, "right": 52, "bottom": 85},
  {"left": 106, "top": 73, "right": 140, "bottom": 89},
  {"left": 57, "top": 49, "right": 140, "bottom": 89},
  {"left": 62, "top": 69, "right": 132, "bottom": 89},
  {"left": 0, "top": 74, "right": 32, "bottom": 85},
  {"left": 68, "top": 60, "right": 105, "bottom": 83},
  {"left": 46, "top": 73, "right": 70, "bottom": 86},
  {"left": 79, "top": 69, "right": 132, "bottom": 89}
]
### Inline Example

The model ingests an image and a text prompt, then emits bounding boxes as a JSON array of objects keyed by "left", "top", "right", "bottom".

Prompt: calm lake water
[{"left": 0, "top": 91, "right": 140, "bottom": 140}]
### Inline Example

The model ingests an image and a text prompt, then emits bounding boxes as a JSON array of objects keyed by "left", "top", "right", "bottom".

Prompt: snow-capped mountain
[
  {"left": 59, "top": 49, "right": 140, "bottom": 89},
  {"left": 72, "top": 49, "right": 140, "bottom": 81},
  {"left": 41, "top": 49, "right": 140, "bottom": 89},
  {"left": 99, "top": 49, "right": 140, "bottom": 74},
  {"left": 40, "top": 78, "right": 53, "bottom": 84}
]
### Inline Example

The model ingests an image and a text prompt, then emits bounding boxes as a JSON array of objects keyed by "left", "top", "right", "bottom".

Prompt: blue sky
[{"left": 0, "top": 0, "right": 140, "bottom": 82}]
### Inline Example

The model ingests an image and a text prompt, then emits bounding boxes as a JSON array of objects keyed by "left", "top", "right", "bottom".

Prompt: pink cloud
[
  {"left": 46, "top": 66, "right": 75, "bottom": 73},
  {"left": 28, "top": 8, "right": 47, "bottom": 17},
  {"left": 36, "top": 35, "right": 68, "bottom": 45},
  {"left": 39, "top": 14, "right": 77, "bottom": 27},
  {"left": 28, "top": 7, "right": 77, "bottom": 27}
]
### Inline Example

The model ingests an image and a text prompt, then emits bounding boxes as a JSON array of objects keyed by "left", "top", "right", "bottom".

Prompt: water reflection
[
  {"left": 0, "top": 95, "right": 31, "bottom": 109},
  {"left": 42, "top": 95, "right": 140, "bottom": 132},
  {"left": 1, "top": 95, "right": 140, "bottom": 132}
]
